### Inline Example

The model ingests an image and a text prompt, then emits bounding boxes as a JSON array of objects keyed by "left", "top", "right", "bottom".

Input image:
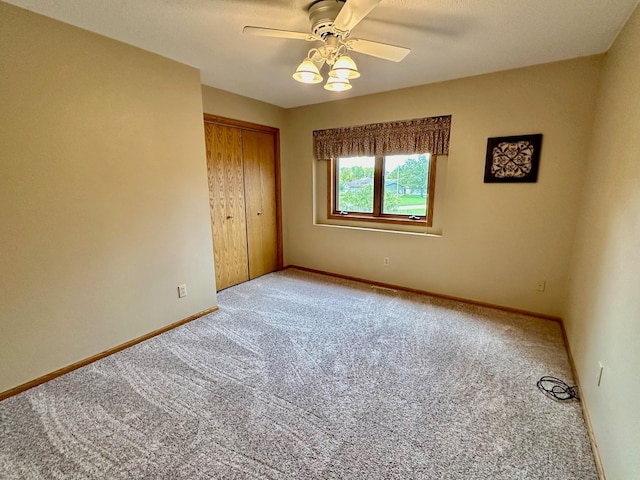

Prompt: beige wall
[
  {"left": 0, "top": 2, "right": 217, "bottom": 393},
  {"left": 201, "top": 85, "right": 286, "bottom": 129},
  {"left": 564, "top": 5, "right": 640, "bottom": 480},
  {"left": 282, "top": 57, "right": 602, "bottom": 317}
]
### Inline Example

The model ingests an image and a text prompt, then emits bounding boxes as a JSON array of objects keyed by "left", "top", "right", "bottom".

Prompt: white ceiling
[{"left": 5, "top": 0, "right": 639, "bottom": 108}]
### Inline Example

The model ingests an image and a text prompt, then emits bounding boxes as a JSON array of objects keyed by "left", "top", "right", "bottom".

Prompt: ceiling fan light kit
[
  {"left": 244, "top": 0, "right": 410, "bottom": 93},
  {"left": 295, "top": 51, "right": 359, "bottom": 89},
  {"left": 293, "top": 41, "right": 360, "bottom": 87}
]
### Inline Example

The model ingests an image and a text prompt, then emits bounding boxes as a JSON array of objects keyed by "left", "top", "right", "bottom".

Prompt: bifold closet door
[
  {"left": 243, "top": 130, "right": 278, "bottom": 279},
  {"left": 204, "top": 123, "right": 249, "bottom": 291}
]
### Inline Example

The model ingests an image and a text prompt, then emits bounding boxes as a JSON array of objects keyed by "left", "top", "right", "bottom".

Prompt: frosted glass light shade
[
  {"left": 324, "top": 77, "right": 352, "bottom": 91},
  {"left": 292, "top": 58, "right": 323, "bottom": 84},
  {"left": 328, "top": 55, "right": 360, "bottom": 79}
]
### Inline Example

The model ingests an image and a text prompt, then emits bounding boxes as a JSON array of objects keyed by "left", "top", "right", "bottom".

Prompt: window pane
[
  {"left": 336, "top": 156, "right": 375, "bottom": 213},
  {"left": 383, "top": 154, "right": 430, "bottom": 216}
]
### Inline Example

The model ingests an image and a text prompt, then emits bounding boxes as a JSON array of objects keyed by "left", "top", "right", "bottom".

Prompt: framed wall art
[{"left": 484, "top": 134, "right": 543, "bottom": 183}]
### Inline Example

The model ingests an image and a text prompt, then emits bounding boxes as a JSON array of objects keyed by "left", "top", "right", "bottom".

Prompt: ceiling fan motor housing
[{"left": 309, "top": 0, "right": 345, "bottom": 39}]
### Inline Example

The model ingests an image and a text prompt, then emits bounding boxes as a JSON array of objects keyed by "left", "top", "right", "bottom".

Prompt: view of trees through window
[
  {"left": 336, "top": 157, "right": 375, "bottom": 213},
  {"left": 336, "top": 154, "right": 430, "bottom": 216}
]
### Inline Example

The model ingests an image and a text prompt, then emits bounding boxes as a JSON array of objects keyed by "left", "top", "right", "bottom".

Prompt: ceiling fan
[{"left": 243, "top": 0, "right": 410, "bottom": 91}]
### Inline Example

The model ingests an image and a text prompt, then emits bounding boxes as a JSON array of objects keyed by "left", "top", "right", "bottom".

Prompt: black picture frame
[{"left": 484, "top": 134, "right": 543, "bottom": 183}]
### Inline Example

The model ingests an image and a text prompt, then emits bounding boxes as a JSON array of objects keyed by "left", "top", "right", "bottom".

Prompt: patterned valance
[{"left": 313, "top": 115, "right": 451, "bottom": 159}]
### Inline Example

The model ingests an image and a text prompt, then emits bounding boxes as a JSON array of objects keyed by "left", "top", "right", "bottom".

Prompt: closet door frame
[{"left": 203, "top": 113, "right": 283, "bottom": 272}]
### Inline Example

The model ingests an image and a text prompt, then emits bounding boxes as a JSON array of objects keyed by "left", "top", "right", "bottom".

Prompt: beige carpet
[{"left": 0, "top": 268, "right": 597, "bottom": 479}]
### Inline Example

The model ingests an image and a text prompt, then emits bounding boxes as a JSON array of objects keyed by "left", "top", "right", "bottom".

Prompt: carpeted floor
[{"left": 0, "top": 269, "right": 597, "bottom": 479}]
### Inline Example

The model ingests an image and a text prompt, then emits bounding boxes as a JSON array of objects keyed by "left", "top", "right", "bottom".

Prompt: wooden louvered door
[
  {"left": 205, "top": 123, "right": 249, "bottom": 291},
  {"left": 204, "top": 115, "right": 281, "bottom": 292}
]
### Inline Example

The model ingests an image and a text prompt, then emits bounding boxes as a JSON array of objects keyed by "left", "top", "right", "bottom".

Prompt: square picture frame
[{"left": 484, "top": 134, "right": 543, "bottom": 183}]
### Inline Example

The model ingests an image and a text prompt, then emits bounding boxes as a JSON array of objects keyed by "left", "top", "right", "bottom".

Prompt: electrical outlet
[
  {"left": 383, "top": 257, "right": 390, "bottom": 266},
  {"left": 536, "top": 280, "right": 546, "bottom": 292},
  {"left": 597, "top": 361, "right": 604, "bottom": 387},
  {"left": 178, "top": 284, "right": 187, "bottom": 298}
]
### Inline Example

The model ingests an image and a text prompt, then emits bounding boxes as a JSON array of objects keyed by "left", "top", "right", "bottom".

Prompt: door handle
[
  {"left": 226, "top": 215, "right": 233, "bottom": 219},
  {"left": 257, "top": 211, "right": 262, "bottom": 215}
]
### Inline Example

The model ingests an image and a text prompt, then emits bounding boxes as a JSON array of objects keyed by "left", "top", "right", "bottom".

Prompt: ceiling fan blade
[
  {"left": 347, "top": 38, "right": 410, "bottom": 62},
  {"left": 333, "top": 0, "right": 381, "bottom": 33},
  {"left": 243, "top": 26, "right": 317, "bottom": 41}
]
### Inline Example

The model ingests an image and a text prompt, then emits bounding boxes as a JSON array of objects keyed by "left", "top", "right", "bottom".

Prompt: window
[
  {"left": 313, "top": 114, "right": 450, "bottom": 230},
  {"left": 330, "top": 153, "right": 436, "bottom": 226}
]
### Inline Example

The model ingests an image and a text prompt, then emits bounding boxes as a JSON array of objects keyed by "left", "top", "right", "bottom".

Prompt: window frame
[{"left": 328, "top": 154, "right": 437, "bottom": 227}]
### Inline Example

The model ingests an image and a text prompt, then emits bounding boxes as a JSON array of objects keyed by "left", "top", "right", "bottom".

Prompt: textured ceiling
[{"left": 5, "top": 0, "right": 640, "bottom": 108}]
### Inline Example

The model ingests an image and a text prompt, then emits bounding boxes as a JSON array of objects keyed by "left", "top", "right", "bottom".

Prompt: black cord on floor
[{"left": 537, "top": 376, "right": 580, "bottom": 401}]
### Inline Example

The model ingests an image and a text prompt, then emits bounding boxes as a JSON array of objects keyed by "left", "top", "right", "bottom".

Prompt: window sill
[
  {"left": 327, "top": 213, "right": 430, "bottom": 227},
  {"left": 315, "top": 218, "right": 442, "bottom": 237}
]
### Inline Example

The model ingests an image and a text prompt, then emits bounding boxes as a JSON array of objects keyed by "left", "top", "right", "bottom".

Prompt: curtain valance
[{"left": 313, "top": 115, "right": 451, "bottom": 159}]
